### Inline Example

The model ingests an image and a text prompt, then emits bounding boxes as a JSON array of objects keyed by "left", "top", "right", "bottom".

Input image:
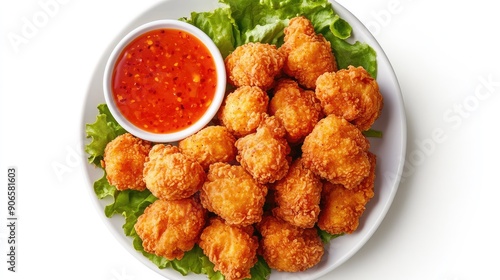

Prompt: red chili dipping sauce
[{"left": 112, "top": 28, "right": 217, "bottom": 134}]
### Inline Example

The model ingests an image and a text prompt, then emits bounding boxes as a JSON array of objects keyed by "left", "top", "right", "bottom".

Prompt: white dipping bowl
[{"left": 103, "top": 19, "right": 226, "bottom": 143}]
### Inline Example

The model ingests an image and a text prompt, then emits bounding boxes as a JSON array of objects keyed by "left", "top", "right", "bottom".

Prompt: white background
[{"left": 1, "top": 0, "right": 500, "bottom": 280}]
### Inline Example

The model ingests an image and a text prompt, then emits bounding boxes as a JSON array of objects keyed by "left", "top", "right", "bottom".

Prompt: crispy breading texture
[
  {"left": 134, "top": 198, "right": 207, "bottom": 260},
  {"left": 200, "top": 163, "right": 267, "bottom": 226},
  {"left": 272, "top": 158, "right": 322, "bottom": 228},
  {"left": 301, "top": 114, "right": 371, "bottom": 189},
  {"left": 102, "top": 133, "right": 152, "bottom": 191},
  {"left": 179, "top": 125, "right": 237, "bottom": 170},
  {"left": 269, "top": 79, "right": 323, "bottom": 143},
  {"left": 225, "top": 42, "right": 285, "bottom": 90},
  {"left": 143, "top": 144, "right": 205, "bottom": 200},
  {"left": 199, "top": 218, "right": 259, "bottom": 280},
  {"left": 315, "top": 66, "right": 383, "bottom": 131},
  {"left": 218, "top": 86, "right": 269, "bottom": 137},
  {"left": 280, "top": 16, "right": 338, "bottom": 89},
  {"left": 318, "top": 152, "right": 376, "bottom": 234},
  {"left": 257, "top": 215, "right": 324, "bottom": 272},
  {"left": 235, "top": 116, "right": 291, "bottom": 184}
]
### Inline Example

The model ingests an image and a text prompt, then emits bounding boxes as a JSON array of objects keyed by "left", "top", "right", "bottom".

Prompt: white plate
[{"left": 81, "top": 0, "right": 407, "bottom": 279}]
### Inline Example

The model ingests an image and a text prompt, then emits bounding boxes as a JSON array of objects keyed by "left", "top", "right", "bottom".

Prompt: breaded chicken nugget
[
  {"left": 318, "top": 152, "right": 376, "bottom": 235},
  {"left": 315, "top": 66, "right": 383, "bottom": 131},
  {"left": 200, "top": 163, "right": 267, "bottom": 226},
  {"left": 225, "top": 42, "right": 285, "bottom": 90},
  {"left": 134, "top": 198, "right": 207, "bottom": 260},
  {"left": 102, "top": 133, "right": 151, "bottom": 191},
  {"left": 269, "top": 79, "right": 323, "bottom": 143},
  {"left": 143, "top": 144, "right": 205, "bottom": 200},
  {"left": 178, "top": 125, "right": 237, "bottom": 170},
  {"left": 302, "top": 114, "right": 370, "bottom": 189},
  {"left": 235, "top": 116, "right": 291, "bottom": 184},
  {"left": 257, "top": 215, "right": 324, "bottom": 272},
  {"left": 199, "top": 218, "right": 259, "bottom": 280},
  {"left": 218, "top": 86, "right": 269, "bottom": 137},
  {"left": 280, "top": 16, "right": 337, "bottom": 89},
  {"left": 272, "top": 158, "right": 322, "bottom": 228}
]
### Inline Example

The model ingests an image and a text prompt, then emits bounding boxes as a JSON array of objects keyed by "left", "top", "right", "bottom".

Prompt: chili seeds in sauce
[{"left": 112, "top": 29, "right": 217, "bottom": 134}]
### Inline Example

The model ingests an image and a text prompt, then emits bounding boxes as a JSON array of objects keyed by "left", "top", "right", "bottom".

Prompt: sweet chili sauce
[{"left": 112, "top": 28, "right": 217, "bottom": 134}]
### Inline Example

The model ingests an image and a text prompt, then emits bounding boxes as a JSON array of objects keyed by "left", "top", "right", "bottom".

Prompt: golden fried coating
[
  {"left": 134, "top": 198, "right": 207, "bottom": 260},
  {"left": 225, "top": 42, "right": 285, "bottom": 90},
  {"left": 280, "top": 16, "right": 337, "bottom": 89},
  {"left": 315, "top": 66, "right": 383, "bottom": 131},
  {"left": 199, "top": 218, "right": 259, "bottom": 280},
  {"left": 178, "top": 125, "right": 237, "bottom": 170},
  {"left": 235, "top": 116, "right": 291, "bottom": 184},
  {"left": 143, "top": 144, "right": 205, "bottom": 200},
  {"left": 302, "top": 114, "right": 371, "bottom": 189},
  {"left": 257, "top": 215, "right": 324, "bottom": 272},
  {"left": 200, "top": 163, "right": 267, "bottom": 226},
  {"left": 269, "top": 79, "right": 323, "bottom": 143},
  {"left": 102, "top": 133, "right": 151, "bottom": 191},
  {"left": 272, "top": 158, "right": 322, "bottom": 228},
  {"left": 318, "top": 152, "right": 376, "bottom": 235},
  {"left": 218, "top": 86, "right": 269, "bottom": 137}
]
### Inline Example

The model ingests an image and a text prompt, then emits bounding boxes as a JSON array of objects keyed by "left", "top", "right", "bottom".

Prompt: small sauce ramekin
[{"left": 103, "top": 19, "right": 226, "bottom": 143}]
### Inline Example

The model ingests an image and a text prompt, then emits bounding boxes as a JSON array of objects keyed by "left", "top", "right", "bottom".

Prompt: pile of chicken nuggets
[{"left": 101, "top": 16, "right": 383, "bottom": 280}]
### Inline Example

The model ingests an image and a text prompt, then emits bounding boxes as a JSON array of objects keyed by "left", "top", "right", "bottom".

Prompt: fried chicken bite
[
  {"left": 143, "top": 144, "right": 205, "bottom": 200},
  {"left": 269, "top": 79, "right": 323, "bottom": 143},
  {"left": 235, "top": 116, "right": 291, "bottom": 184},
  {"left": 315, "top": 66, "right": 383, "bottom": 131},
  {"left": 257, "top": 215, "right": 324, "bottom": 272},
  {"left": 134, "top": 198, "right": 207, "bottom": 260},
  {"left": 218, "top": 86, "right": 269, "bottom": 137},
  {"left": 280, "top": 16, "right": 337, "bottom": 89},
  {"left": 200, "top": 163, "right": 267, "bottom": 226},
  {"left": 318, "top": 152, "right": 376, "bottom": 235},
  {"left": 302, "top": 114, "right": 371, "bottom": 189},
  {"left": 225, "top": 42, "right": 285, "bottom": 90},
  {"left": 199, "top": 218, "right": 259, "bottom": 280},
  {"left": 272, "top": 158, "right": 322, "bottom": 228},
  {"left": 178, "top": 125, "right": 237, "bottom": 170},
  {"left": 102, "top": 133, "right": 151, "bottom": 191}
]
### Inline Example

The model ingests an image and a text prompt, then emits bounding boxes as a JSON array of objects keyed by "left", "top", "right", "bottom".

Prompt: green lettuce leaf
[
  {"left": 85, "top": 104, "right": 126, "bottom": 166},
  {"left": 171, "top": 245, "right": 204, "bottom": 275},
  {"left": 330, "top": 15, "right": 352, "bottom": 40},
  {"left": 200, "top": 253, "right": 224, "bottom": 280},
  {"left": 93, "top": 172, "right": 117, "bottom": 199},
  {"left": 327, "top": 33, "right": 378, "bottom": 78},
  {"left": 104, "top": 189, "right": 157, "bottom": 219},
  {"left": 363, "top": 128, "right": 383, "bottom": 138},
  {"left": 318, "top": 228, "right": 343, "bottom": 244},
  {"left": 181, "top": 7, "right": 239, "bottom": 58},
  {"left": 249, "top": 257, "right": 271, "bottom": 280},
  {"left": 218, "top": 0, "right": 289, "bottom": 46}
]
